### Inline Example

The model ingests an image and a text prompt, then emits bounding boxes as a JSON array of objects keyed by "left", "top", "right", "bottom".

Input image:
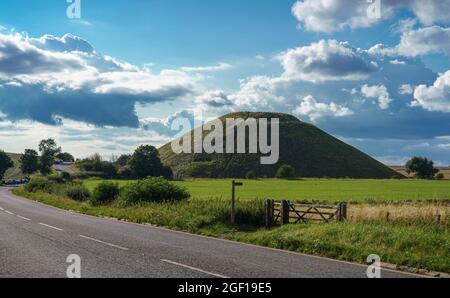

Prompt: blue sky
[{"left": 0, "top": 0, "right": 449, "bottom": 165}]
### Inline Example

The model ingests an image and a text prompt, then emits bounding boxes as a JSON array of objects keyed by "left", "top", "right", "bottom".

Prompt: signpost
[{"left": 231, "top": 180, "right": 243, "bottom": 224}]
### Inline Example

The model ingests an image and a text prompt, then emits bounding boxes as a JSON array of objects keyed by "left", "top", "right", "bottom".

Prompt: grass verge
[{"left": 12, "top": 188, "right": 450, "bottom": 273}]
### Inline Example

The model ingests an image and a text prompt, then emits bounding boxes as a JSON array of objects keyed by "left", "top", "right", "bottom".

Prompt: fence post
[
  {"left": 265, "top": 200, "right": 274, "bottom": 229},
  {"left": 281, "top": 200, "right": 290, "bottom": 225},
  {"left": 341, "top": 202, "right": 348, "bottom": 222},
  {"left": 336, "top": 203, "right": 342, "bottom": 222}
]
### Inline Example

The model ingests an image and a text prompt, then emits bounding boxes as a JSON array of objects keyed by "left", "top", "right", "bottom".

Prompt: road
[{"left": 0, "top": 187, "right": 419, "bottom": 278}]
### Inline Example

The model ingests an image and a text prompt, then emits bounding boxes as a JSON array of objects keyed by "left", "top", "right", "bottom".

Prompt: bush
[
  {"left": 47, "top": 174, "right": 65, "bottom": 184},
  {"left": 90, "top": 182, "right": 120, "bottom": 206},
  {"left": 245, "top": 171, "right": 256, "bottom": 179},
  {"left": 61, "top": 171, "right": 72, "bottom": 181},
  {"left": 276, "top": 164, "right": 296, "bottom": 179},
  {"left": 25, "top": 177, "right": 57, "bottom": 193},
  {"left": 436, "top": 173, "right": 445, "bottom": 180},
  {"left": 64, "top": 184, "right": 91, "bottom": 201},
  {"left": 119, "top": 177, "right": 190, "bottom": 206}
]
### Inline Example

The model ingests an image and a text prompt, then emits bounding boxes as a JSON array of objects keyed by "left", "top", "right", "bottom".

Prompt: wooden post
[
  {"left": 265, "top": 200, "right": 274, "bottom": 229},
  {"left": 341, "top": 202, "right": 348, "bottom": 222},
  {"left": 336, "top": 203, "right": 342, "bottom": 222},
  {"left": 231, "top": 180, "right": 243, "bottom": 224},
  {"left": 231, "top": 180, "right": 236, "bottom": 224},
  {"left": 281, "top": 200, "right": 290, "bottom": 225}
]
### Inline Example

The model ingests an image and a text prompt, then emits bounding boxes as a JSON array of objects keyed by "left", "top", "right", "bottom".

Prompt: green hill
[
  {"left": 4, "top": 153, "right": 23, "bottom": 180},
  {"left": 159, "top": 112, "right": 401, "bottom": 179}
]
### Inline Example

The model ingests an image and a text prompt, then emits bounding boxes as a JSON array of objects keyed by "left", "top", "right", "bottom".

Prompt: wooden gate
[{"left": 265, "top": 200, "right": 347, "bottom": 229}]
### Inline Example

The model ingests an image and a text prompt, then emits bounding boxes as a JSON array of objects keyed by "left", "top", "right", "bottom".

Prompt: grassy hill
[
  {"left": 4, "top": 153, "right": 23, "bottom": 180},
  {"left": 159, "top": 112, "right": 400, "bottom": 179}
]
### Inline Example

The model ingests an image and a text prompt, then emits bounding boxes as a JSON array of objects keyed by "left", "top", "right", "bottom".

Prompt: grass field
[{"left": 84, "top": 179, "right": 450, "bottom": 203}]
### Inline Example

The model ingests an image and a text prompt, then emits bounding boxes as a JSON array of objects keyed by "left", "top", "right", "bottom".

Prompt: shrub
[
  {"left": 25, "top": 177, "right": 57, "bottom": 193},
  {"left": 436, "top": 173, "right": 445, "bottom": 180},
  {"left": 64, "top": 184, "right": 91, "bottom": 201},
  {"left": 245, "top": 171, "right": 256, "bottom": 179},
  {"left": 90, "top": 182, "right": 120, "bottom": 206},
  {"left": 276, "top": 164, "right": 296, "bottom": 179},
  {"left": 119, "top": 177, "right": 190, "bottom": 206},
  {"left": 47, "top": 174, "right": 65, "bottom": 184},
  {"left": 61, "top": 171, "right": 72, "bottom": 181}
]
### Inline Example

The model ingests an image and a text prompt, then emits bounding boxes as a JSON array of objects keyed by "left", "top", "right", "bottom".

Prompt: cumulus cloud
[
  {"left": 0, "top": 32, "right": 201, "bottom": 127},
  {"left": 278, "top": 40, "right": 378, "bottom": 82},
  {"left": 196, "top": 90, "right": 234, "bottom": 108},
  {"left": 368, "top": 26, "right": 450, "bottom": 58},
  {"left": 412, "top": 71, "right": 450, "bottom": 112},
  {"left": 396, "top": 26, "right": 450, "bottom": 56},
  {"left": 293, "top": 95, "right": 353, "bottom": 121},
  {"left": 361, "top": 84, "right": 393, "bottom": 109},
  {"left": 30, "top": 33, "right": 95, "bottom": 53},
  {"left": 291, "top": 0, "right": 450, "bottom": 33}
]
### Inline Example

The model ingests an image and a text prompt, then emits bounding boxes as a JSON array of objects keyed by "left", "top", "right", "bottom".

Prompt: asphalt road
[{"left": 0, "top": 187, "right": 419, "bottom": 278}]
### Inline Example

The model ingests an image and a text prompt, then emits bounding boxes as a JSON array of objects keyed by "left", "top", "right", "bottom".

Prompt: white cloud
[
  {"left": 399, "top": 84, "right": 414, "bottom": 95},
  {"left": 278, "top": 40, "right": 377, "bottom": 82},
  {"left": 390, "top": 59, "right": 406, "bottom": 65},
  {"left": 412, "top": 71, "right": 450, "bottom": 112},
  {"left": 369, "top": 26, "right": 450, "bottom": 58},
  {"left": 230, "top": 75, "right": 286, "bottom": 108},
  {"left": 397, "top": 26, "right": 450, "bottom": 57},
  {"left": 361, "top": 84, "right": 393, "bottom": 110},
  {"left": 180, "top": 62, "right": 233, "bottom": 73},
  {"left": 0, "top": 31, "right": 203, "bottom": 127},
  {"left": 293, "top": 95, "right": 353, "bottom": 121},
  {"left": 291, "top": 0, "right": 449, "bottom": 33}
]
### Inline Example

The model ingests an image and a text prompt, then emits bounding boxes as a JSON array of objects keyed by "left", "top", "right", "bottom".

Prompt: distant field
[
  {"left": 392, "top": 166, "right": 450, "bottom": 180},
  {"left": 84, "top": 179, "right": 450, "bottom": 203}
]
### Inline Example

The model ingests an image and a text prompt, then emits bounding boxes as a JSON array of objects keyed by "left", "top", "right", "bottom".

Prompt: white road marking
[
  {"left": 161, "top": 259, "right": 229, "bottom": 278},
  {"left": 16, "top": 215, "right": 31, "bottom": 221},
  {"left": 38, "top": 223, "right": 64, "bottom": 231},
  {"left": 0, "top": 206, "right": 4, "bottom": 210},
  {"left": 4, "top": 210, "right": 14, "bottom": 215},
  {"left": 79, "top": 235, "right": 129, "bottom": 251}
]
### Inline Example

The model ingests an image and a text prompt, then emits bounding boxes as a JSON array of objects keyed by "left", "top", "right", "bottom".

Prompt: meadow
[{"left": 84, "top": 178, "right": 450, "bottom": 203}]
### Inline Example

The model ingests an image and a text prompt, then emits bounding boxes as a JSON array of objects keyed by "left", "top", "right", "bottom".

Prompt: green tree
[
  {"left": 276, "top": 164, "right": 296, "bottom": 179},
  {"left": 128, "top": 145, "right": 164, "bottom": 179},
  {"left": 39, "top": 139, "right": 61, "bottom": 175},
  {"left": 56, "top": 152, "right": 75, "bottom": 162},
  {"left": 19, "top": 149, "right": 40, "bottom": 175},
  {"left": 114, "top": 154, "right": 131, "bottom": 167},
  {"left": 405, "top": 157, "right": 439, "bottom": 179},
  {"left": 0, "top": 151, "right": 14, "bottom": 181}
]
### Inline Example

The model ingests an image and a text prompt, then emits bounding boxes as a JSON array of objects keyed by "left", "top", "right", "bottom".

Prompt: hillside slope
[{"left": 159, "top": 112, "right": 400, "bottom": 179}]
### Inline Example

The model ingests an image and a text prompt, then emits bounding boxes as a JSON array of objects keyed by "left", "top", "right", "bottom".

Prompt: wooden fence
[{"left": 264, "top": 200, "right": 347, "bottom": 229}]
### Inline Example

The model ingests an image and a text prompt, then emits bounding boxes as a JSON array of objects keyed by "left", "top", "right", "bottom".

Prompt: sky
[{"left": 0, "top": 0, "right": 449, "bottom": 165}]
